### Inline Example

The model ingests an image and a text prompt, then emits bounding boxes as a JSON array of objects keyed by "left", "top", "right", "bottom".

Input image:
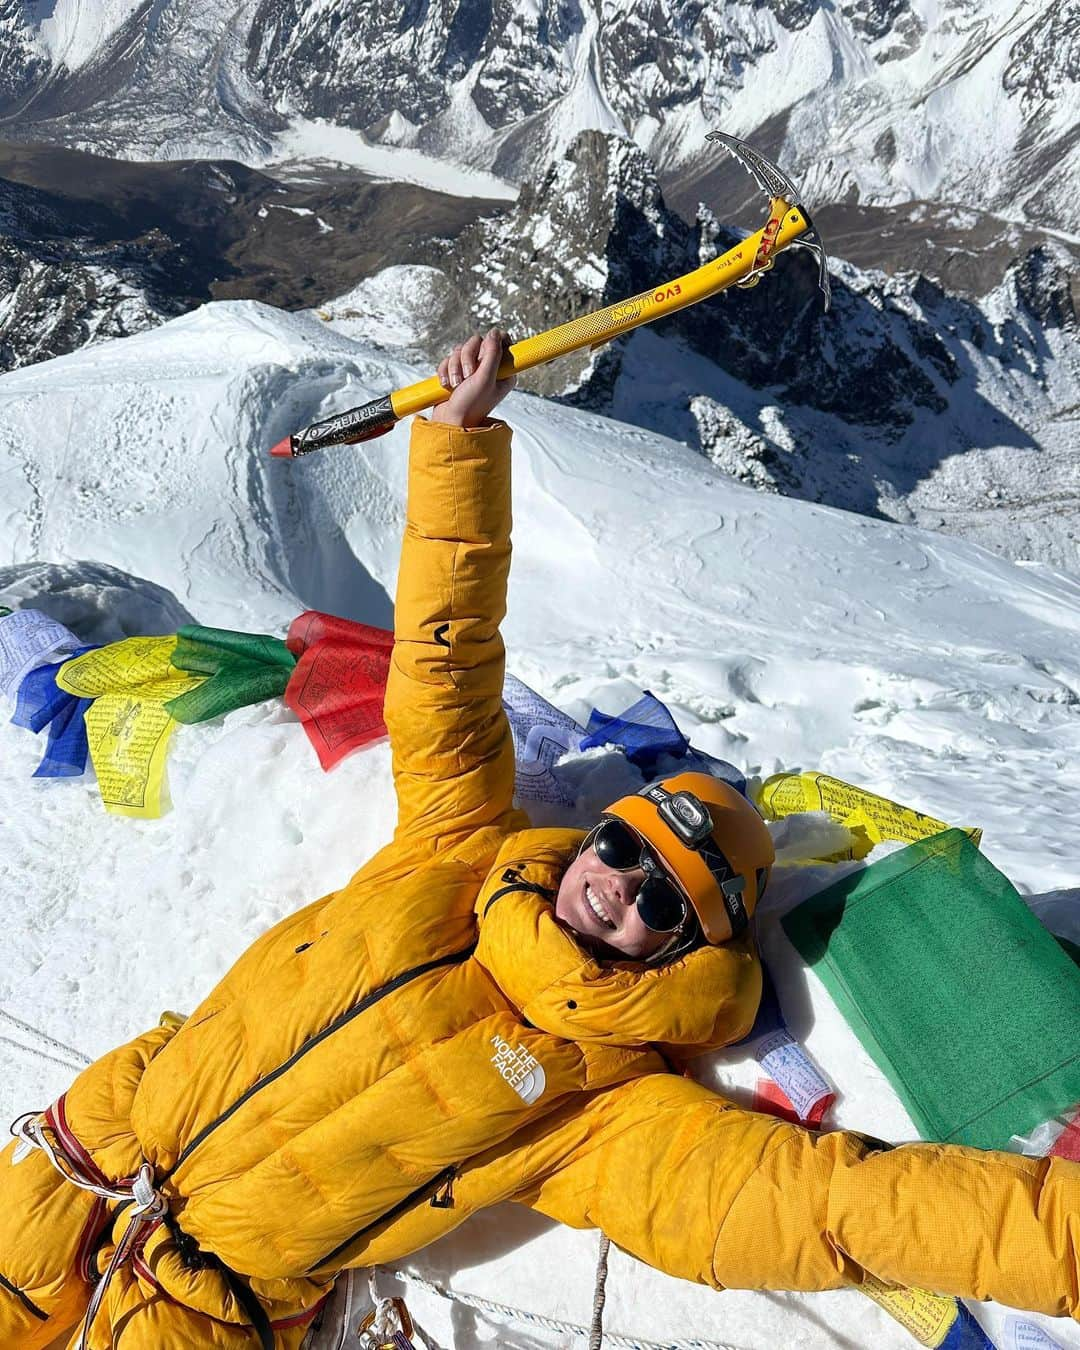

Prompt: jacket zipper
[
  {"left": 307, "top": 1165, "right": 458, "bottom": 1273},
  {"left": 482, "top": 867, "right": 554, "bottom": 917},
  {"left": 0, "top": 1270, "right": 47, "bottom": 1321},
  {"left": 167, "top": 946, "right": 474, "bottom": 1178}
]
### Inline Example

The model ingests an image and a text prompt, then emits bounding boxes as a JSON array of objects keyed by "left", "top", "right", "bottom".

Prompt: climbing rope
[
  {"left": 590, "top": 1233, "right": 611, "bottom": 1350},
  {"left": 1, "top": 1007, "right": 91, "bottom": 1070},
  {"left": 0, "top": 1032, "right": 87, "bottom": 1073},
  {"left": 378, "top": 1262, "right": 743, "bottom": 1350},
  {"left": 76, "top": 1176, "right": 165, "bottom": 1350},
  {"left": 360, "top": 1271, "right": 418, "bottom": 1348}
]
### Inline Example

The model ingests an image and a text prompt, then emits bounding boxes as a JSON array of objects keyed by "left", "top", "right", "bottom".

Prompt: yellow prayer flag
[
  {"left": 83, "top": 695, "right": 182, "bottom": 818},
  {"left": 57, "top": 636, "right": 206, "bottom": 818},
  {"left": 56, "top": 636, "right": 197, "bottom": 700},
  {"left": 757, "top": 770, "right": 981, "bottom": 860},
  {"left": 859, "top": 1273, "right": 961, "bottom": 1347}
]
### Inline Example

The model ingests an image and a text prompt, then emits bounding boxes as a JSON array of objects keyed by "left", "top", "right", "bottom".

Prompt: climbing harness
[
  {"left": 11, "top": 1107, "right": 167, "bottom": 1350},
  {"left": 8, "top": 1103, "right": 302, "bottom": 1350}
]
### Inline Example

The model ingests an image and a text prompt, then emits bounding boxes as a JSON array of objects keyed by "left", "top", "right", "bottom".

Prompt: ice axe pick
[{"left": 270, "top": 131, "right": 830, "bottom": 458}]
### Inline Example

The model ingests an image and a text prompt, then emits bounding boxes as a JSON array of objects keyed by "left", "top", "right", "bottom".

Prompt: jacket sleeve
[
  {"left": 509, "top": 1074, "right": 1080, "bottom": 1315},
  {"left": 383, "top": 415, "right": 521, "bottom": 849}
]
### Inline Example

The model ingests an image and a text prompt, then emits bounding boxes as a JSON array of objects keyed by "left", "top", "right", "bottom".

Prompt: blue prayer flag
[
  {"left": 13, "top": 645, "right": 97, "bottom": 778},
  {"left": 33, "top": 694, "right": 92, "bottom": 778},
  {"left": 940, "top": 1303, "right": 995, "bottom": 1349},
  {"left": 581, "top": 690, "right": 747, "bottom": 796}
]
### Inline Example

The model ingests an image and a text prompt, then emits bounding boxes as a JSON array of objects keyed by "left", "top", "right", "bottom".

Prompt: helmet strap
[{"left": 641, "top": 783, "right": 751, "bottom": 939}]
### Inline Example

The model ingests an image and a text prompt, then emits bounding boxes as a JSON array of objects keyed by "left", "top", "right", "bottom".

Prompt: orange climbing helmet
[{"left": 602, "top": 772, "right": 774, "bottom": 944}]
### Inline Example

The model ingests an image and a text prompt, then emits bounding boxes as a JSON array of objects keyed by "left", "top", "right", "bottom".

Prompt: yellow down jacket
[{"left": 2, "top": 416, "right": 1079, "bottom": 1349}]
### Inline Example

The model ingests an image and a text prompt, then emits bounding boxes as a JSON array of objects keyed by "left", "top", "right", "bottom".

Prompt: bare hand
[{"left": 431, "top": 329, "right": 516, "bottom": 427}]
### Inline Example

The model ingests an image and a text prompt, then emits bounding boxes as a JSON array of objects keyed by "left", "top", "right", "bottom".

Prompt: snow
[
  {"left": 553, "top": 7, "right": 626, "bottom": 145},
  {"left": 382, "top": 110, "right": 420, "bottom": 147},
  {"left": 24, "top": 0, "right": 143, "bottom": 73},
  {"left": 314, "top": 264, "right": 451, "bottom": 350},
  {"left": 772, "top": 0, "right": 1058, "bottom": 220},
  {"left": 2, "top": 301, "right": 1080, "bottom": 1349},
  {"left": 262, "top": 118, "right": 519, "bottom": 201}
]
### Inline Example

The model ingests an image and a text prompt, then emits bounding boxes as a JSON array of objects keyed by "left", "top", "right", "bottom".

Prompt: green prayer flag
[
  {"left": 165, "top": 625, "right": 296, "bottom": 725},
  {"left": 782, "top": 830, "right": 1080, "bottom": 1150}
]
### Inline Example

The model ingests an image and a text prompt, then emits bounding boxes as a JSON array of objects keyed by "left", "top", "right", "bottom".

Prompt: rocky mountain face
[
  {"left": 1, "top": 0, "right": 1077, "bottom": 240},
  {"left": 0, "top": 173, "right": 199, "bottom": 369},
  {"left": 0, "top": 0, "right": 46, "bottom": 112},
  {"left": 425, "top": 131, "right": 711, "bottom": 398},
  {"left": 0, "top": 1, "right": 276, "bottom": 161},
  {"left": 0, "top": 142, "right": 499, "bottom": 369}
]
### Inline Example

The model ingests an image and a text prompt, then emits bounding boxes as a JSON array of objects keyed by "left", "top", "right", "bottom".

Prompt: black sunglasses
[{"left": 585, "top": 818, "right": 689, "bottom": 934}]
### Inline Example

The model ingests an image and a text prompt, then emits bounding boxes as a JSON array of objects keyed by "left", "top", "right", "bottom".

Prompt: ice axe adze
[{"left": 269, "top": 132, "right": 830, "bottom": 458}]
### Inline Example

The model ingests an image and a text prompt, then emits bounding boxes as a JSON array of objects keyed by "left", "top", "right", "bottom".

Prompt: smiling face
[{"left": 554, "top": 840, "right": 676, "bottom": 961}]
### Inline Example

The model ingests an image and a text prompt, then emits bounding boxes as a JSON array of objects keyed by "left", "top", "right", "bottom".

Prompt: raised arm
[{"left": 384, "top": 330, "right": 524, "bottom": 850}]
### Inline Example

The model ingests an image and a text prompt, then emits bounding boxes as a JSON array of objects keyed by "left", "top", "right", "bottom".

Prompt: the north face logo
[{"left": 490, "top": 1033, "right": 546, "bottom": 1104}]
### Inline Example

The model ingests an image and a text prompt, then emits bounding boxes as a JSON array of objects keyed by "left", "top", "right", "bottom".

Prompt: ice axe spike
[{"left": 270, "top": 132, "right": 831, "bottom": 458}]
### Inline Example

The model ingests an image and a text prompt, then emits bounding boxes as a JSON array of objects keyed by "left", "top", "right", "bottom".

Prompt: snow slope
[
  {"left": 1, "top": 302, "right": 1080, "bottom": 1349},
  {"left": 22, "top": 0, "right": 144, "bottom": 74}
]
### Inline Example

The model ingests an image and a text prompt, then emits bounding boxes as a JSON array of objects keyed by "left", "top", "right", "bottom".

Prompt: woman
[{"left": 2, "top": 330, "right": 1078, "bottom": 1349}]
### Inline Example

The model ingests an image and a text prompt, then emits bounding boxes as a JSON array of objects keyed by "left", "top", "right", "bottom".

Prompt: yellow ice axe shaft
[
  {"left": 396, "top": 197, "right": 803, "bottom": 414},
  {"left": 271, "top": 197, "right": 808, "bottom": 457}
]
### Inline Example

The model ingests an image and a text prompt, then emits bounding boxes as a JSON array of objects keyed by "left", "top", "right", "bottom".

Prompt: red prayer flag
[
  {"left": 752, "top": 1078, "right": 834, "bottom": 1129},
  {"left": 285, "top": 612, "right": 394, "bottom": 771},
  {"left": 1050, "top": 1107, "right": 1080, "bottom": 1162}
]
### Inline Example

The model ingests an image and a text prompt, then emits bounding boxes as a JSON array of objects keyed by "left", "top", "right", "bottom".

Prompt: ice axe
[{"left": 269, "top": 132, "right": 830, "bottom": 458}]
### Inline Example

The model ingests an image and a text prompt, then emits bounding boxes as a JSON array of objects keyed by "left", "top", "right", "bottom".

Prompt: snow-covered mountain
[
  {"left": 2, "top": 299, "right": 1080, "bottom": 1350},
  {"left": 1, "top": 0, "right": 1077, "bottom": 237}
]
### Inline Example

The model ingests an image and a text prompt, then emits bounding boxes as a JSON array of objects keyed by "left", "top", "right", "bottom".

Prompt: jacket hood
[{"left": 473, "top": 829, "right": 762, "bottom": 1055}]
